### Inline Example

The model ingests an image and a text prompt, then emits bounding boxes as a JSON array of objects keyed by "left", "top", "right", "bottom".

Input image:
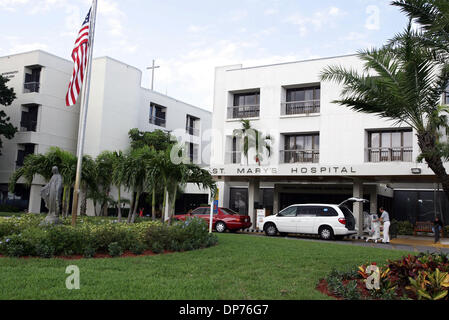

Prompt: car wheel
[
  {"left": 215, "top": 221, "right": 227, "bottom": 233},
  {"left": 264, "top": 223, "right": 278, "bottom": 237},
  {"left": 319, "top": 226, "right": 334, "bottom": 240}
]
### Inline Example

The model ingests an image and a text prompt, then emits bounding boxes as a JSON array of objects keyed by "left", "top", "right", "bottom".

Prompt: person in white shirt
[{"left": 377, "top": 207, "right": 391, "bottom": 244}]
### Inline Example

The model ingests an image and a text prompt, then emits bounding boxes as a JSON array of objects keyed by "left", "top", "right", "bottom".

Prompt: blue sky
[{"left": 0, "top": 0, "right": 409, "bottom": 110}]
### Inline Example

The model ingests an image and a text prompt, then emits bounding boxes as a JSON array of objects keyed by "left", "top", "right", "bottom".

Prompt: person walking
[
  {"left": 433, "top": 216, "right": 444, "bottom": 244},
  {"left": 379, "top": 207, "right": 391, "bottom": 244}
]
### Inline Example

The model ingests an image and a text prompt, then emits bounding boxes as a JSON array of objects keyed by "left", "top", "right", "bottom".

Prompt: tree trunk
[
  {"left": 152, "top": 188, "right": 156, "bottom": 221},
  {"left": 131, "top": 192, "right": 140, "bottom": 224},
  {"left": 61, "top": 186, "right": 68, "bottom": 218},
  {"left": 117, "top": 186, "right": 122, "bottom": 223},
  {"left": 65, "top": 188, "right": 70, "bottom": 217},
  {"left": 80, "top": 187, "right": 87, "bottom": 216},
  {"left": 418, "top": 132, "right": 449, "bottom": 204},
  {"left": 127, "top": 190, "right": 135, "bottom": 224},
  {"left": 161, "top": 186, "right": 167, "bottom": 223}
]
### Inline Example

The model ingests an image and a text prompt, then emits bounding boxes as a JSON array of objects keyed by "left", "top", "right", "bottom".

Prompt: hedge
[{"left": 0, "top": 216, "right": 218, "bottom": 258}]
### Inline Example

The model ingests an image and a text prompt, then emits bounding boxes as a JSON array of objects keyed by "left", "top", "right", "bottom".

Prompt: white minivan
[{"left": 261, "top": 198, "right": 368, "bottom": 240}]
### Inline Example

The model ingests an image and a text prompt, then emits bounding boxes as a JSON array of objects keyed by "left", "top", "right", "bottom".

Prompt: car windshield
[{"left": 221, "top": 208, "right": 239, "bottom": 215}]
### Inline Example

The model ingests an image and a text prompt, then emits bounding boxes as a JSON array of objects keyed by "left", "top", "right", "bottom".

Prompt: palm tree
[
  {"left": 122, "top": 146, "right": 156, "bottom": 223},
  {"left": 233, "top": 120, "right": 273, "bottom": 165},
  {"left": 9, "top": 147, "right": 77, "bottom": 215},
  {"left": 111, "top": 151, "right": 126, "bottom": 222},
  {"left": 320, "top": 23, "right": 449, "bottom": 200},
  {"left": 95, "top": 151, "right": 116, "bottom": 216},
  {"left": 392, "top": 0, "right": 449, "bottom": 56}
]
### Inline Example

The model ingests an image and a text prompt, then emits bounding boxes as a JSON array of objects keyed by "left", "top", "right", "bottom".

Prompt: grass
[{"left": 0, "top": 233, "right": 409, "bottom": 300}]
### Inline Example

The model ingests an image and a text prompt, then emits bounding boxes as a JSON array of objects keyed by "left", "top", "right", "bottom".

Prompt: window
[
  {"left": 283, "top": 86, "right": 320, "bottom": 115},
  {"left": 192, "top": 208, "right": 207, "bottom": 215},
  {"left": 230, "top": 188, "right": 248, "bottom": 215},
  {"left": 278, "top": 206, "right": 298, "bottom": 217},
  {"left": 149, "top": 103, "right": 166, "bottom": 127},
  {"left": 315, "top": 206, "right": 339, "bottom": 217},
  {"left": 296, "top": 206, "right": 318, "bottom": 217},
  {"left": 24, "top": 67, "right": 41, "bottom": 93},
  {"left": 368, "top": 130, "right": 413, "bottom": 162},
  {"left": 186, "top": 115, "right": 200, "bottom": 136},
  {"left": 20, "top": 104, "right": 39, "bottom": 132},
  {"left": 228, "top": 91, "right": 260, "bottom": 119},
  {"left": 16, "top": 144, "right": 35, "bottom": 168},
  {"left": 282, "top": 134, "right": 320, "bottom": 163}
]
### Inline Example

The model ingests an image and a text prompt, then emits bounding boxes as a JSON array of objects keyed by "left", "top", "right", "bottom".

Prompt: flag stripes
[{"left": 65, "top": 8, "right": 91, "bottom": 107}]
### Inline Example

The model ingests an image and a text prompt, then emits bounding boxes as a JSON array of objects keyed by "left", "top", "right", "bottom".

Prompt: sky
[{"left": 0, "top": 0, "right": 409, "bottom": 111}]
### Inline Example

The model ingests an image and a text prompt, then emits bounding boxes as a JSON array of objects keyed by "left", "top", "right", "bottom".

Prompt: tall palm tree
[
  {"left": 95, "top": 151, "right": 116, "bottom": 217},
  {"left": 392, "top": 0, "right": 449, "bottom": 56},
  {"left": 320, "top": 23, "right": 449, "bottom": 200},
  {"left": 233, "top": 120, "right": 273, "bottom": 165},
  {"left": 122, "top": 146, "right": 156, "bottom": 223},
  {"left": 9, "top": 147, "right": 77, "bottom": 215},
  {"left": 111, "top": 151, "right": 126, "bottom": 222}
]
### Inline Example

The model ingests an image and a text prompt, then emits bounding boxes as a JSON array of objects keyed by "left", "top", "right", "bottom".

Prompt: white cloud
[
  {"left": 154, "top": 40, "right": 314, "bottom": 110},
  {"left": 286, "top": 6, "right": 346, "bottom": 37}
]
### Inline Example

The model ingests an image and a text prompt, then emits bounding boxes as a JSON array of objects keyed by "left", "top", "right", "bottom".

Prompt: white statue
[{"left": 40, "top": 166, "right": 63, "bottom": 226}]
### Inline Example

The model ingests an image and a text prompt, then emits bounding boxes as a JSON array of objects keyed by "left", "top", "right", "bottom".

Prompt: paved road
[{"left": 240, "top": 232, "right": 449, "bottom": 255}]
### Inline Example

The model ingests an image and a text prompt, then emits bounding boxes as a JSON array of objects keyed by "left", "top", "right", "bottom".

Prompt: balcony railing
[
  {"left": 281, "top": 100, "right": 320, "bottom": 116},
  {"left": 228, "top": 105, "right": 260, "bottom": 119},
  {"left": 225, "top": 151, "right": 243, "bottom": 165},
  {"left": 20, "top": 121, "right": 37, "bottom": 132},
  {"left": 368, "top": 147, "right": 413, "bottom": 162},
  {"left": 149, "top": 116, "right": 166, "bottom": 128},
  {"left": 280, "top": 150, "right": 320, "bottom": 164},
  {"left": 24, "top": 82, "right": 40, "bottom": 93},
  {"left": 186, "top": 126, "right": 200, "bottom": 137}
]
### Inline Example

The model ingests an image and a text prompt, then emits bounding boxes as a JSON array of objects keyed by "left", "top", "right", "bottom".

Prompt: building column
[
  {"left": 273, "top": 184, "right": 280, "bottom": 215},
  {"left": 28, "top": 185, "right": 42, "bottom": 213},
  {"left": 370, "top": 187, "right": 378, "bottom": 214},
  {"left": 248, "top": 178, "right": 260, "bottom": 228},
  {"left": 353, "top": 179, "right": 364, "bottom": 236}
]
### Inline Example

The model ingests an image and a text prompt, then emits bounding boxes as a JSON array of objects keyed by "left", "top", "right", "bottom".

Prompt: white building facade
[
  {"left": 0, "top": 50, "right": 212, "bottom": 214},
  {"left": 210, "top": 55, "right": 449, "bottom": 231}
]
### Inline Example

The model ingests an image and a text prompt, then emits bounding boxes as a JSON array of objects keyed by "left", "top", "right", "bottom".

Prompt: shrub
[
  {"left": 108, "top": 242, "right": 123, "bottom": 257},
  {"left": 130, "top": 241, "right": 147, "bottom": 255},
  {"left": 0, "top": 216, "right": 217, "bottom": 258},
  {"left": 390, "top": 220, "right": 414, "bottom": 238}
]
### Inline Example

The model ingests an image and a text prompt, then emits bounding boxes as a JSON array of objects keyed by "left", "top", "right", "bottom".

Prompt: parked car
[
  {"left": 261, "top": 198, "right": 368, "bottom": 240},
  {"left": 175, "top": 207, "right": 252, "bottom": 233}
]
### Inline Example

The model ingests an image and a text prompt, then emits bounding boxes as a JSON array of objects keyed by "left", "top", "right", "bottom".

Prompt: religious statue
[{"left": 40, "top": 166, "right": 63, "bottom": 225}]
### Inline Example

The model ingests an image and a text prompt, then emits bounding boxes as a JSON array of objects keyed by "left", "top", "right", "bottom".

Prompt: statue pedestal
[{"left": 39, "top": 214, "right": 61, "bottom": 226}]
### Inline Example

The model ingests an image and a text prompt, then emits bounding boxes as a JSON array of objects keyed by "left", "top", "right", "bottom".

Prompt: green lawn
[{"left": 0, "top": 234, "right": 409, "bottom": 300}]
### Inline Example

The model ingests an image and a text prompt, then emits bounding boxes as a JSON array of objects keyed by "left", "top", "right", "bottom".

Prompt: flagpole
[{"left": 71, "top": 0, "right": 98, "bottom": 227}]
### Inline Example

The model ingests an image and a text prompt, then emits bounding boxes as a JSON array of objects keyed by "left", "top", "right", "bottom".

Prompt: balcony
[
  {"left": 228, "top": 105, "right": 260, "bottom": 119},
  {"left": 225, "top": 151, "right": 243, "bottom": 165},
  {"left": 19, "top": 120, "right": 37, "bottom": 132},
  {"left": 186, "top": 126, "right": 200, "bottom": 137},
  {"left": 149, "top": 116, "right": 166, "bottom": 128},
  {"left": 368, "top": 147, "right": 413, "bottom": 162},
  {"left": 281, "top": 100, "right": 320, "bottom": 116},
  {"left": 24, "top": 82, "right": 40, "bottom": 93},
  {"left": 280, "top": 150, "right": 320, "bottom": 164}
]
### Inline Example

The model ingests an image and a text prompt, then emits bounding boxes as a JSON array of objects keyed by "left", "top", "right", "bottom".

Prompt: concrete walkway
[{"left": 239, "top": 232, "right": 449, "bottom": 255}]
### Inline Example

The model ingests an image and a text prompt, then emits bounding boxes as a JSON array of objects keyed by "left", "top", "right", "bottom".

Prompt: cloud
[
  {"left": 154, "top": 40, "right": 314, "bottom": 110},
  {"left": 286, "top": 6, "right": 346, "bottom": 37}
]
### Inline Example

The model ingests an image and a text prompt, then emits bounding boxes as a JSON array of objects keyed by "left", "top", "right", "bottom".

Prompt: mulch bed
[
  {"left": 0, "top": 250, "right": 176, "bottom": 260},
  {"left": 316, "top": 278, "right": 376, "bottom": 300}
]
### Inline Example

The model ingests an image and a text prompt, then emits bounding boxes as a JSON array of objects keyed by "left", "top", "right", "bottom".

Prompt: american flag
[{"left": 66, "top": 8, "right": 92, "bottom": 107}]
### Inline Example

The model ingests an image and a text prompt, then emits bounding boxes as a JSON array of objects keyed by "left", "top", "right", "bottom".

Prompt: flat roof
[{"left": 226, "top": 53, "right": 359, "bottom": 72}]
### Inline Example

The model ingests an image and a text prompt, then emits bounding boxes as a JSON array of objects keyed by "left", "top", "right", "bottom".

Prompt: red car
[{"left": 175, "top": 207, "right": 252, "bottom": 233}]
